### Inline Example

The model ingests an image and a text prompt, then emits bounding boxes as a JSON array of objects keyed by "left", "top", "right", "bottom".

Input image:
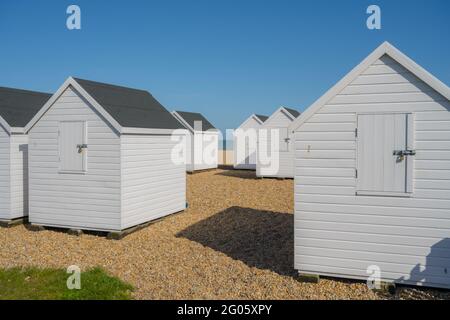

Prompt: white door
[
  {"left": 357, "top": 113, "right": 414, "bottom": 196},
  {"left": 278, "top": 127, "right": 289, "bottom": 152},
  {"left": 59, "top": 121, "right": 87, "bottom": 173}
]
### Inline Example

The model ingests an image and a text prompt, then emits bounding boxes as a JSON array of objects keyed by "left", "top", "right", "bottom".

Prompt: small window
[
  {"left": 58, "top": 121, "right": 87, "bottom": 173},
  {"left": 356, "top": 113, "right": 414, "bottom": 197}
]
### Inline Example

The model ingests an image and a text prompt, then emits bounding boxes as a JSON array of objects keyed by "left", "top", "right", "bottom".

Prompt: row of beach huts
[{"left": 1, "top": 42, "right": 450, "bottom": 290}]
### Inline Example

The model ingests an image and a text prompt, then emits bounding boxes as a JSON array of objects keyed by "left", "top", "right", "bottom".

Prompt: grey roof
[
  {"left": 255, "top": 114, "right": 269, "bottom": 122},
  {"left": 174, "top": 111, "right": 216, "bottom": 131},
  {"left": 74, "top": 78, "right": 184, "bottom": 129},
  {"left": 283, "top": 107, "right": 300, "bottom": 118},
  {"left": 0, "top": 87, "right": 51, "bottom": 127}
]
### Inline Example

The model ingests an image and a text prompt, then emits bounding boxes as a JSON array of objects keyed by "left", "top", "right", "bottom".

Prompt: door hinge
[
  {"left": 355, "top": 128, "right": 358, "bottom": 138},
  {"left": 355, "top": 169, "right": 358, "bottom": 178}
]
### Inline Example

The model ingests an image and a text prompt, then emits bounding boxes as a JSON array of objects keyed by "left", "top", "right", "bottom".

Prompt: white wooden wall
[
  {"left": 28, "top": 86, "right": 122, "bottom": 231},
  {"left": 257, "top": 109, "right": 295, "bottom": 178},
  {"left": 190, "top": 131, "right": 219, "bottom": 171},
  {"left": 9, "top": 134, "right": 28, "bottom": 219},
  {"left": 234, "top": 116, "right": 261, "bottom": 170},
  {"left": 294, "top": 55, "right": 450, "bottom": 289},
  {"left": 121, "top": 134, "right": 186, "bottom": 229},
  {"left": 0, "top": 124, "right": 11, "bottom": 219}
]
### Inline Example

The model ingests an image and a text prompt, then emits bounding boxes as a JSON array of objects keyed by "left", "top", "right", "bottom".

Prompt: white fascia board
[
  {"left": 122, "top": 127, "right": 189, "bottom": 135},
  {"left": 171, "top": 111, "right": 194, "bottom": 132}
]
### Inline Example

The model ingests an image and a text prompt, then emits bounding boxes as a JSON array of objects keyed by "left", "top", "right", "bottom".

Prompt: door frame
[
  {"left": 58, "top": 120, "right": 88, "bottom": 174},
  {"left": 355, "top": 112, "right": 414, "bottom": 197}
]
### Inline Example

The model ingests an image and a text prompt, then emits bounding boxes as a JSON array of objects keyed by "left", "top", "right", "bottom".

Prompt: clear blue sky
[{"left": 0, "top": 0, "right": 449, "bottom": 141}]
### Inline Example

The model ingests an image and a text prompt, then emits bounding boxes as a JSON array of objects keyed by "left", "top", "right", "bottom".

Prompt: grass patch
[{"left": 0, "top": 267, "right": 133, "bottom": 300}]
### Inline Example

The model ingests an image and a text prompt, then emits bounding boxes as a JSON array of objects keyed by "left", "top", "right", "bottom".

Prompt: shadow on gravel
[
  {"left": 214, "top": 170, "right": 259, "bottom": 180},
  {"left": 177, "top": 206, "right": 295, "bottom": 277}
]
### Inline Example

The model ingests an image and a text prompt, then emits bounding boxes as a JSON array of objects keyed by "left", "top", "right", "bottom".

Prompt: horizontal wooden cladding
[
  {"left": 28, "top": 86, "right": 121, "bottom": 230},
  {"left": 341, "top": 81, "right": 434, "bottom": 95},
  {"left": 296, "top": 210, "right": 450, "bottom": 229},
  {"left": 295, "top": 218, "right": 449, "bottom": 239},
  {"left": 295, "top": 132, "right": 355, "bottom": 141},
  {"left": 415, "top": 160, "right": 450, "bottom": 170},
  {"left": 318, "top": 101, "right": 449, "bottom": 114},
  {"left": 415, "top": 150, "right": 450, "bottom": 160},
  {"left": 295, "top": 185, "right": 355, "bottom": 196},
  {"left": 294, "top": 254, "right": 449, "bottom": 285},
  {"left": 297, "top": 122, "right": 355, "bottom": 132},
  {"left": 296, "top": 150, "right": 354, "bottom": 159},
  {"left": 416, "top": 121, "right": 450, "bottom": 131},
  {"left": 350, "top": 72, "right": 420, "bottom": 86},
  {"left": 296, "top": 194, "right": 450, "bottom": 210},
  {"left": 416, "top": 131, "right": 450, "bottom": 141},
  {"left": 294, "top": 262, "right": 450, "bottom": 288},
  {"left": 295, "top": 158, "right": 355, "bottom": 168},
  {"left": 121, "top": 134, "right": 186, "bottom": 229},
  {"left": 295, "top": 243, "right": 450, "bottom": 271},
  {"left": 296, "top": 141, "right": 355, "bottom": 150},
  {"left": 296, "top": 176, "right": 355, "bottom": 187},
  {"left": 0, "top": 128, "right": 10, "bottom": 217},
  {"left": 329, "top": 92, "right": 445, "bottom": 105},
  {"left": 304, "top": 113, "right": 356, "bottom": 123},
  {"left": 296, "top": 201, "right": 450, "bottom": 220},
  {"left": 416, "top": 112, "right": 450, "bottom": 121},
  {"left": 296, "top": 167, "right": 355, "bottom": 177}
]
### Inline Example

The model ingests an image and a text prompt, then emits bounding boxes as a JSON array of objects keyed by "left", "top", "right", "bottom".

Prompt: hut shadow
[
  {"left": 215, "top": 170, "right": 259, "bottom": 180},
  {"left": 396, "top": 238, "right": 450, "bottom": 289},
  {"left": 176, "top": 206, "right": 295, "bottom": 277}
]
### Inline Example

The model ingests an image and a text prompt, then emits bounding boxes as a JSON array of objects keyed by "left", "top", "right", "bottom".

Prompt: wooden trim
[{"left": 406, "top": 113, "right": 415, "bottom": 194}]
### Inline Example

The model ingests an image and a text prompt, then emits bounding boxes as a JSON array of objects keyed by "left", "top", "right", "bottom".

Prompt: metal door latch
[
  {"left": 393, "top": 150, "right": 416, "bottom": 156},
  {"left": 77, "top": 144, "right": 88, "bottom": 153}
]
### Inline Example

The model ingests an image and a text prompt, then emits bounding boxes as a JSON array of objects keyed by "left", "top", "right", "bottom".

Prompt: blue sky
[{"left": 0, "top": 0, "right": 449, "bottom": 142}]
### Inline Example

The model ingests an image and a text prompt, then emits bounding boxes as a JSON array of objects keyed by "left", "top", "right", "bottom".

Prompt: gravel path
[{"left": 0, "top": 169, "right": 448, "bottom": 299}]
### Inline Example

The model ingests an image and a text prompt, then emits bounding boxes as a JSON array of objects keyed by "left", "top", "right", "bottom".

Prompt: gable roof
[
  {"left": 290, "top": 41, "right": 450, "bottom": 132},
  {"left": 237, "top": 113, "right": 267, "bottom": 129},
  {"left": 73, "top": 78, "right": 183, "bottom": 130},
  {"left": 283, "top": 107, "right": 300, "bottom": 118},
  {"left": 25, "top": 77, "right": 185, "bottom": 134},
  {"left": 172, "top": 111, "right": 216, "bottom": 131},
  {"left": 0, "top": 87, "right": 51, "bottom": 132},
  {"left": 255, "top": 114, "right": 269, "bottom": 122},
  {"left": 263, "top": 106, "right": 300, "bottom": 126}
]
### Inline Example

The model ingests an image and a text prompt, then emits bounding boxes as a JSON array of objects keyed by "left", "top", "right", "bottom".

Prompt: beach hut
[
  {"left": 0, "top": 87, "right": 51, "bottom": 224},
  {"left": 233, "top": 114, "right": 268, "bottom": 170},
  {"left": 25, "top": 77, "right": 186, "bottom": 234},
  {"left": 256, "top": 107, "right": 300, "bottom": 178},
  {"left": 172, "top": 111, "right": 219, "bottom": 172},
  {"left": 291, "top": 42, "right": 450, "bottom": 289}
]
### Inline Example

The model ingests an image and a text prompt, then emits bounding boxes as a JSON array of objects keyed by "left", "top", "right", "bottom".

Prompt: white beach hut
[
  {"left": 256, "top": 107, "right": 300, "bottom": 178},
  {"left": 292, "top": 42, "right": 450, "bottom": 289},
  {"left": 25, "top": 77, "right": 186, "bottom": 233},
  {"left": 233, "top": 114, "right": 268, "bottom": 170},
  {"left": 172, "top": 111, "right": 219, "bottom": 172},
  {"left": 0, "top": 87, "right": 51, "bottom": 225}
]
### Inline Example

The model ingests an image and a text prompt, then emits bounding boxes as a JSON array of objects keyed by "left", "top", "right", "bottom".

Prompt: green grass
[{"left": 0, "top": 267, "right": 133, "bottom": 300}]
